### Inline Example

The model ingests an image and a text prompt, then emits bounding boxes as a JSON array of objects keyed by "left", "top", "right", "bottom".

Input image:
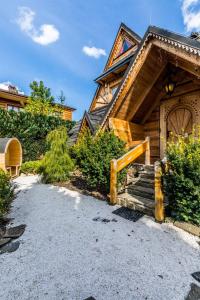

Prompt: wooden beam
[
  {"left": 154, "top": 161, "right": 165, "bottom": 222},
  {"left": 141, "top": 89, "right": 164, "bottom": 124},
  {"left": 110, "top": 159, "right": 118, "bottom": 205},
  {"left": 126, "top": 63, "right": 167, "bottom": 121}
]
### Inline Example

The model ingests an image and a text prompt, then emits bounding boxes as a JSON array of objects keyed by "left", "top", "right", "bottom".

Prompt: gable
[
  {"left": 104, "top": 23, "right": 141, "bottom": 71},
  {"left": 100, "top": 26, "right": 200, "bottom": 129}
]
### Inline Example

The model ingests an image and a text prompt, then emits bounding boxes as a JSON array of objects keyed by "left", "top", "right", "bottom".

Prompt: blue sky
[{"left": 0, "top": 0, "right": 200, "bottom": 120}]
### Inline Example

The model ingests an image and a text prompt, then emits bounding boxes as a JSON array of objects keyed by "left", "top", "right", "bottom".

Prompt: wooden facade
[
  {"left": 77, "top": 24, "right": 200, "bottom": 163},
  {"left": 72, "top": 24, "right": 200, "bottom": 220},
  {"left": 0, "top": 88, "right": 75, "bottom": 121}
]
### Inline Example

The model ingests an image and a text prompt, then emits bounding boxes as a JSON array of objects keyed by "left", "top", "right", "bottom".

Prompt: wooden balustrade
[{"left": 110, "top": 137, "right": 150, "bottom": 205}]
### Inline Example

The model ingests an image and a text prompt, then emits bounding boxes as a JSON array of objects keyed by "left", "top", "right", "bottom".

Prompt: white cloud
[
  {"left": 181, "top": 0, "right": 200, "bottom": 32},
  {"left": 16, "top": 7, "right": 60, "bottom": 46},
  {"left": 82, "top": 46, "right": 106, "bottom": 59}
]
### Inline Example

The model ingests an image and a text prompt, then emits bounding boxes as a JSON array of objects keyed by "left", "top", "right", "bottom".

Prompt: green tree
[
  {"left": 25, "top": 81, "right": 55, "bottom": 115},
  {"left": 58, "top": 90, "right": 66, "bottom": 105},
  {"left": 39, "top": 126, "right": 74, "bottom": 183}
]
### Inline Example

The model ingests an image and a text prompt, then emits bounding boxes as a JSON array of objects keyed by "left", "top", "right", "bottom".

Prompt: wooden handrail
[{"left": 110, "top": 137, "right": 150, "bottom": 204}]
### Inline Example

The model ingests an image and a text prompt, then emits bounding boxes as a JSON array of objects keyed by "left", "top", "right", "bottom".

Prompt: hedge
[
  {"left": 163, "top": 130, "right": 200, "bottom": 226},
  {"left": 0, "top": 109, "right": 75, "bottom": 162}
]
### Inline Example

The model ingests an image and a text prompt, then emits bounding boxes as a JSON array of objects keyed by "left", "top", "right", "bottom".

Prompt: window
[
  {"left": 117, "top": 39, "right": 132, "bottom": 56},
  {"left": 7, "top": 105, "right": 20, "bottom": 112}
]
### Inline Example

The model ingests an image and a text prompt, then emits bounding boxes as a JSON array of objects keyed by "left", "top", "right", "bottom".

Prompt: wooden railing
[
  {"left": 110, "top": 137, "right": 150, "bottom": 205},
  {"left": 154, "top": 161, "right": 165, "bottom": 222}
]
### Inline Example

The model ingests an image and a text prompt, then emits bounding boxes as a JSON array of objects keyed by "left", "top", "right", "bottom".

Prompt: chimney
[
  {"left": 8, "top": 84, "right": 18, "bottom": 94},
  {"left": 190, "top": 32, "right": 200, "bottom": 41}
]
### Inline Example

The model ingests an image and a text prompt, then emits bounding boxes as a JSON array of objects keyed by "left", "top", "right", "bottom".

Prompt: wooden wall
[
  {"left": 144, "top": 105, "right": 160, "bottom": 163},
  {"left": 62, "top": 109, "right": 73, "bottom": 121},
  {"left": 109, "top": 117, "right": 144, "bottom": 144}
]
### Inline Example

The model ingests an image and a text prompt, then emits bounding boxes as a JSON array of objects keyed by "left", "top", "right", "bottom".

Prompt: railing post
[
  {"left": 154, "top": 161, "right": 165, "bottom": 222},
  {"left": 110, "top": 159, "right": 117, "bottom": 205},
  {"left": 145, "top": 136, "right": 150, "bottom": 165}
]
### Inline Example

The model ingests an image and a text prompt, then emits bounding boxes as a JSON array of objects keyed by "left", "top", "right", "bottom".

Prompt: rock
[
  {"left": 0, "top": 238, "right": 11, "bottom": 247},
  {"left": 192, "top": 272, "right": 200, "bottom": 283},
  {"left": 0, "top": 241, "right": 20, "bottom": 254},
  {"left": 4, "top": 224, "right": 26, "bottom": 239},
  {"left": 186, "top": 283, "right": 200, "bottom": 300}
]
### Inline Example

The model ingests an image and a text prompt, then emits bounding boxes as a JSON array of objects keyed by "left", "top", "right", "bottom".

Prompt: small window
[
  {"left": 7, "top": 105, "right": 20, "bottom": 112},
  {"left": 117, "top": 39, "right": 132, "bottom": 56}
]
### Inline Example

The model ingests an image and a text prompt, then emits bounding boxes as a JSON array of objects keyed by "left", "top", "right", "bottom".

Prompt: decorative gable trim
[{"left": 100, "top": 27, "right": 200, "bottom": 130}]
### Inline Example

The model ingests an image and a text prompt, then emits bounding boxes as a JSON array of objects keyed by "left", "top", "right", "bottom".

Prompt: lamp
[{"left": 164, "top": 76, "right": 176, "bottom": 96}]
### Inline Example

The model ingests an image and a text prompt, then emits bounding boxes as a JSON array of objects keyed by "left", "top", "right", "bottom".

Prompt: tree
[
  {"left": 58, "top": 90, "right": 66, "bottom": 105},
  {"left": 39, "top": 126, "right": 74, "bottom": 183},
  {"left": 25, "top": 81, "right": 55, "bottom": 115}
]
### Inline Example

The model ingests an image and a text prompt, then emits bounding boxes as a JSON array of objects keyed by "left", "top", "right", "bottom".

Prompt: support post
[
  {"left": 154, "top": 161, "right": 165, "bottom": 222},
  {"left": 110, "top": 159, "right": 117, "bottom": 205},
  {"left": 145, "top": 136, "right": 150, "bottom": 165}
]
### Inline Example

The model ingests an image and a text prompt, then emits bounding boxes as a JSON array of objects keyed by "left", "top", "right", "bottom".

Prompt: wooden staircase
[
  {"left": 110, "top": 138, "right": 165, "bottom": 222},
  {"left": 118, "top": 164, "right": 155, "bottom": 216}
]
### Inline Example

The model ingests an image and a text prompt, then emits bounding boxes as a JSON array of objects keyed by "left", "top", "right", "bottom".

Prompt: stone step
[
  {"left": 132, "top": 163, "right": 154, "bottom": 172},
  {"left": 117, "top": 192, "right": 155, "bottom": 216},
  {"left": 140, "top": 171, "right": 155, "bottom": 180},
  {"left": 126, "top": 185, "right": 154, "bottom": 200},
  {"left": 127, "top": 177, "right": 154, "bottom": 188}
]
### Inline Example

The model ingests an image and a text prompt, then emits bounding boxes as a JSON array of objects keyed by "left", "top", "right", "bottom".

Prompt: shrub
[
  {"left": 0, "top": 109, "right": 75, "bottom": 161},
  {"left": 163, "top": 129, "right": 200, "bottom": 226},
  {"left": 71, "top": 129, "right": 126, "bottom": 194},
  {"left": 0, "top": 169, "right": 14, "bottom": 217},
  {"left": 39, "top": 126, "right": 74, "bottom": 183},
  {"left": 21, "top": 160, "right": 42, "bottom": 175}
]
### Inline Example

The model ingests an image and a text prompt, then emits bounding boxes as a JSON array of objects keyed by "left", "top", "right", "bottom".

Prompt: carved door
[{"left": 167, "top": 107, "right": 193, "bottom": 139}]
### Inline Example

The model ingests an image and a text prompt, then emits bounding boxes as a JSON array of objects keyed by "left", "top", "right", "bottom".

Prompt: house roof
[
  {"left": 99, "top": 25, "right": 200, "bottom": 129},
  {"left": 95, "top": 53, "right": 134, "bottom": 83},
  {"left": 0, "top": 88, "right": 76, "bottom": 111},
  {"left": 103, "top": 23, "right": 142, "bottom": 72},
  {"left": 68, "top": 106, "right": 108, "bottom": 144}
]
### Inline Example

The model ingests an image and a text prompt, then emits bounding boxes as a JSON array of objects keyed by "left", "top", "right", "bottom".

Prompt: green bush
[
  {"left": 71, "top": 129, "right": 126, "bottom": 194},
  {"left": 21, "top": 160, "right": 42, "bottom": 175},
  {"left": 0, "top": 169, "right": 14, "bottom": 217},
  {"left": 0, "top": 109, "right": 75, "bottom": 162},
  {"left": 163, "top": 129, "right": 200, "bottom": 226},
  {"left": 39, "top": 126, "right": 74, "bottom": 183}
]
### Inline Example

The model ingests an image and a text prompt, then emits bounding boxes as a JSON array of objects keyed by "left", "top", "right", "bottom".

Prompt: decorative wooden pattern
[
  {"left": 0, "top": 138, "right": 22, "bottom": 177},
  {"left": 167, "top": 107, "right": 192, "bottom": 137},
  {"left": 110, "top": 137, "right": 150, "bottom": 204}
]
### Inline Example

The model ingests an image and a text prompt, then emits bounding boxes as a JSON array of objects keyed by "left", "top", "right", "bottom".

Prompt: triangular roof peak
[{"left": 104, "top": 23, "right": 141, "bottom": 71}]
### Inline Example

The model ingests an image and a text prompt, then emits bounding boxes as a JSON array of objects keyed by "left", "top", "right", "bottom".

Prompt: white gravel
[{"left": 0, "top": 175, "right": 199, "bottom": 300}]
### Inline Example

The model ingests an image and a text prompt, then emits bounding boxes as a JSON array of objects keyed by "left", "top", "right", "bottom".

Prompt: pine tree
[{"left": 39, "top": 126, "right": 74, "bottom": 183}]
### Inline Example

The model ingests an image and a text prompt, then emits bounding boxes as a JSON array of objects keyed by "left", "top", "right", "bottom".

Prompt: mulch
[{"left": 54, "top": 172, "right": 107, "bottom": 201}]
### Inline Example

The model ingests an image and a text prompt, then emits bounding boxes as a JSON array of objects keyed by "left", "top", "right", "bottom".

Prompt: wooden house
[
  {"left": 69, "top": 23, "right": 200, "bottom": 220},
  {"left": 0, "top": 85, "right": 76, "bottom": 121}
]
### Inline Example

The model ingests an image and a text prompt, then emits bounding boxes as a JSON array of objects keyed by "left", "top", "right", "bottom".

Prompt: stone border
[{"left": 165, "top": 218, "right": 200, "bottom": 237}]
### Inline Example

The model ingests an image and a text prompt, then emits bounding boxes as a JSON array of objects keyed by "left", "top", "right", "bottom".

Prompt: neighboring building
[
  {"left": 0, "top": 83, "right": 75, "bottom": 121},
  {"left": 70, "top": 23, "right": 200, "bottom": 162}
]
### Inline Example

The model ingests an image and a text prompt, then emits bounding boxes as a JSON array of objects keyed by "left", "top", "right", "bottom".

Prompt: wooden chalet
[
  {"left": 0, "top": 85, "right": 76, "bottom": 121},
  {"left": 69, "top": 23, "right": 200, "bottom": 221}
]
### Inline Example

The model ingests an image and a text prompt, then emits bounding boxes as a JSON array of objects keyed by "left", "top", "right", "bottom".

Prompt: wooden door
[{"left": 167, "top": 107, "right": 193, "bottom": 139}]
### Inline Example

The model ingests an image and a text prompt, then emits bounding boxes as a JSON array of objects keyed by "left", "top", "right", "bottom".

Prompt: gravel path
[{"left": 0, "top": 175, "right": 199, "bottom": 300}]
